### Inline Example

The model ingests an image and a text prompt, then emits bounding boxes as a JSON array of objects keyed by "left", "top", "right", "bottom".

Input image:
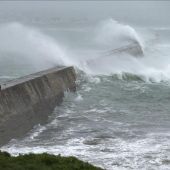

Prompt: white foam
[
  {"left": 74, "top": 94, "right": 83, "bottom": 102},
  {"left": 28, "top": 124, "right": 47, "bottom": 140},
  {"left": 2, "top": 129, "right": 170, "bottom": 170}
]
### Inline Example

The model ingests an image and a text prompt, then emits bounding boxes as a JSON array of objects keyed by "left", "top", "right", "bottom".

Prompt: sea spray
[
  {"left": 94, "top": 19, "right": 144, "bottom": 50},
  {"left": 1, "top": 21, "right": 170, "bottom": 83},
  {"left": 78, "top": 19, "right": 170, "bottom": 82},
  {"left": 0, "top": 22, "right": 71, "bottom": 72}
]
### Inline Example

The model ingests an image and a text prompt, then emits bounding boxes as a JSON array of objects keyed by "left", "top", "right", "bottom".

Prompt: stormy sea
[{"left": 0, "top": 1, "right": 170, "bottom": 170}]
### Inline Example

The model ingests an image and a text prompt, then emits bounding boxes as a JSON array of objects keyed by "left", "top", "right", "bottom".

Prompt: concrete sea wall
[{"left": 0, "top": 66, "right": 76, "bottom": 146}]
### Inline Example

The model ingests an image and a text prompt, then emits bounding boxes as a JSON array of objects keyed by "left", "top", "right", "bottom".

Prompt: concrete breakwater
[{"left": 0, "top": 66, "right": 76, "bottom": 146}]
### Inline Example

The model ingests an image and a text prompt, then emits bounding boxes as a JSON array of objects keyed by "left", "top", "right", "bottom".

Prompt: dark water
[
  {"left": 2, "top": 74, "right": 170, "bottom": 169},
  {"left": 1, "top": 1, "right": 170, "bottom": 170}
]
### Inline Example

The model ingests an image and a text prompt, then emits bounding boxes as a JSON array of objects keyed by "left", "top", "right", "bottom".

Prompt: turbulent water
[{"left": 1, "top": 2, "right": 170, "bottom": 170}]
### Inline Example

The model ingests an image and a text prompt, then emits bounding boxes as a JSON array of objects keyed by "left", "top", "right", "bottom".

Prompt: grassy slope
[{"left": 0, "top": 151, "right": 103, "bottom": 170}]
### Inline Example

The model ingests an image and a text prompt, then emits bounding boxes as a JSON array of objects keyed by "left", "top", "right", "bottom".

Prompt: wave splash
[
  {"left": 0, "top": 22, "right": 71, "bottom": 71},
  {"left": 0, "top": 20, "right": 170, "bottom": 83},
  {"left": 94, "top": 19, "right": 144, "bottom": 51},
  {"left": 79, "top": 19, "right": 170, "bottom": 82}
]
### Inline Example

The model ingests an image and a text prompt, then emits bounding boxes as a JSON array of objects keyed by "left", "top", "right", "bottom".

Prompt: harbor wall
[{"left": 0, "top": 66, "right": 76, "bottom": 146}]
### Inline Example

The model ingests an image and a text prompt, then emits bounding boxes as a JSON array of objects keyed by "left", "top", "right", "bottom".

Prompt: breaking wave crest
[{"left": 95, "top": 18, "right": 144, "bottom": 50}]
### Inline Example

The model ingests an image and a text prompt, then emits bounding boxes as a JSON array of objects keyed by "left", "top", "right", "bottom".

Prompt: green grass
[{"left": 0, "top": 151, "right": 103, "bottom": 170}]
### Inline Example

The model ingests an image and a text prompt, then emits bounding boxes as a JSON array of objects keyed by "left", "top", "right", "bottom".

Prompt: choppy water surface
[
  {"left": 2, "top": 74, "right": 170, "bottom": 170},
  {"left": 1, "top": 1, "right": 170, "bottom": 170}
]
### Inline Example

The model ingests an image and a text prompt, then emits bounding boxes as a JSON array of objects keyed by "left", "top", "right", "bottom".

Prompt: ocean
[{"left": 0, "top": 1, "right": 170, "bottom": 169}]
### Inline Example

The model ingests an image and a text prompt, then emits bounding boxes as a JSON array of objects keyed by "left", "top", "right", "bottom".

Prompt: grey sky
[{"left": 0, "top": 1, "right": 169, "bottom": 26}]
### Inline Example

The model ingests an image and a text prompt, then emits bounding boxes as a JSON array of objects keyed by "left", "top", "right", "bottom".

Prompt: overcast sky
[{"left": 0, "top": 1, "right": 169, "bottom": 26}]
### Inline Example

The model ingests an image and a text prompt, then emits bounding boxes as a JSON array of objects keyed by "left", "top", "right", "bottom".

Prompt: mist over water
[
  {"left": 1, "top": 1, "right": 170, "bottom": 170},
  {"left": 1, "top": 19, "right": 170, "bottom": 83},
  {"left": 0, "top": 22, "right": 71, "bottom": 77}
]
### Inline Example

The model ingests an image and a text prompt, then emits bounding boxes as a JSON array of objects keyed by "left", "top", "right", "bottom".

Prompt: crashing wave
[{"left": 105, "top": 40, "right": 144, "bottom": 57}]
